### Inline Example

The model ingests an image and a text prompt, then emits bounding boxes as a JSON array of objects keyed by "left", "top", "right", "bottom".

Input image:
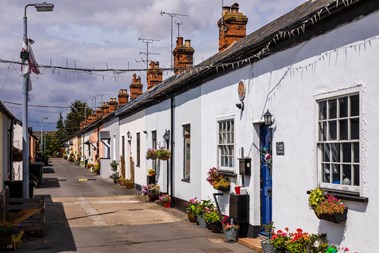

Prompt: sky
[{"left": 0, "top": 0, "right": 306, "bottom": 132}]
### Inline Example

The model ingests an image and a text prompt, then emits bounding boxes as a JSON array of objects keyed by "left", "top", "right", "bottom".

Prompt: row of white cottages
[{"left": 68, "top": 1, "right": 379, "bottom": 251}]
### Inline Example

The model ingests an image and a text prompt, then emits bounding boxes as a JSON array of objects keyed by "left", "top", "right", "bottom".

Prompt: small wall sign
[{"left": 276, "top": 142, "right": 285, "bottom": 155}]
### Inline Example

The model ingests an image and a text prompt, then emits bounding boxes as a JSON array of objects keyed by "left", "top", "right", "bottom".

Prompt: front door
[{"left": 260, "top": 125, "right": 272, "bottom": 230}]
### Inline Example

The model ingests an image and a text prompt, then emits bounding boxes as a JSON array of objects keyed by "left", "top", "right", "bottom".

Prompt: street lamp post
[{"left": 22, "top": 2, "right": 54, "bottom": 198}]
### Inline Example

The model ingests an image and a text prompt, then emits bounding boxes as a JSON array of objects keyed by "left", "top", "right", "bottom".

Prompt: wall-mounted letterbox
[{"left": 238, "top": 157, "right": 251, "bottom": 175}]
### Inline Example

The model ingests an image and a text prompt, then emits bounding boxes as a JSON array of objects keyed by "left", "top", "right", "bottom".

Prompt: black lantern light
[
  {"left": 263, "top": 109, "right": 273, "bottom": 126},
  {"left": 163, "top": 130, "right": 170, "bottom": 146}
]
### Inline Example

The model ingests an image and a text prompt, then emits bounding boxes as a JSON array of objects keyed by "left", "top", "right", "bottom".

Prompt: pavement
[{"left": 12, "top": 158, "right": 259, "bottom": 253}]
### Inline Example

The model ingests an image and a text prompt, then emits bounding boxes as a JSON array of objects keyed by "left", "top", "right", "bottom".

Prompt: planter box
[
  {"left": 315, "top": 208, "right": 348, "bottom": 224},
  {"left": 147, "top": 175, "right": 155, "bottom": 184},
  {"left": 0, "top": 231, "right": 24, "bottom": 249},
  {"left": 223, "top": 228, "right": 239, "bottom": 243},
  {"left": 187, "top": 212, "right": 197, "bottom": 222}
]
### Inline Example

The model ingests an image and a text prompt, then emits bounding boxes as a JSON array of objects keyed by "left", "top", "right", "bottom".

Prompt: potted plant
[
  {"left": 0, "top": 222, "right": 24, "bottom": 250},
  {"left": 147, "top": 169, "right": 156, "bottom": 184},
  {"left": 206, "top": 167, "right": 231, "bottom": 192},
  {"left": 185, "top": 197, "right": 200, "bottom": 222},
  {"left": 270, "top": 227, "right": 290, "bottom": 252},
  {"left": 222, "top": 215, "right": 240, "bottom": 243},
  {"left": 156, "top": 147, "right": 171, "bottom": 160},
  {"left": 110, "top": 160, "right": 119, "bottom": 183},
  {"left": 308, "top": 188, "right": 348, "bottom": 223},
  {"left": 195, "top": 200, "right": 214, "bottom": 228},
  {"left": 146, "top": 148, "right": 158, "bottom": 160},
  {"left": 204, "top": 208, "right": 222, "bottom": 233},
  {"left": 158, "top": 194, "right": 171, "bottom": 208},
  {"left": 142, "top": 184, "right": 161, "bottom": 202}
]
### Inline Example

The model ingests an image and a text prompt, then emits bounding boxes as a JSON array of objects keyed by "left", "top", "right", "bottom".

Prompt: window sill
[
  {"left": 181, "top": 178, "right": 190, "bottom": 183},
  {"left": 307, "top": 189, "right": 368, "bottom": 203},
  {"left": 218, "top": 170, "right": 237, "bottom": 177}
]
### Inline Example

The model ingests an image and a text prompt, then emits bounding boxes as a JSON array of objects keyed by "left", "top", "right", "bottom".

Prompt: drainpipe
[
  {"left": 9, "top": 119, "right": 14, "bottom": 181},
  {"left": 170, "top": 95, "right": 175, "bottom": 207}
]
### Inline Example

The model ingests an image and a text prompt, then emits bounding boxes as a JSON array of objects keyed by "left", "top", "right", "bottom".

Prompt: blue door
[{"left": 260, "top": 125, "right": 272, "bottom": 230}]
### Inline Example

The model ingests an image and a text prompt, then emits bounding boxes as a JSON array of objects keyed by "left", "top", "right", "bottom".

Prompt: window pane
[
  {"left": 351, "top": 118, "right": 359, "bottom": 139},
  {"left": 329, "top": 99, "right": 337, "bottom": 119},
  {"left": 342, "top": 143, "right": 351, "bottom": 162},
  {"left": 332, "top": 164, "right": 341, "bottom": 184},
  {"left": 322, "top": 164, "right": 330, "bottom": 183},
  {"left": 329, "top": 121, "right": 337, "bottom": 140},
  {"left": 331, "top": 143, "right": 340, "bottom": 162},
  {"left": 342, "top": 165, "right": 352, "bottom": 185},
  {"left": 353, "top": 142, "right": 359, "bottom": 163},
  {"left": 339, "top": 97, "right": 348, "bottom": 118},
  {"left": 322, "top": 143, "right": 330, "bottom": 162},
  {"left": 353, "top": 165, "right": 360, "bottom": 186},
  {"left": 350, "top": 95, "right": 359, "bottom": 116},
  {"left": 319, "top": 101, "right": 327, "bottom": 120},
  {"left": 339, "top": 119, "right": 348, "bottom": 140}
]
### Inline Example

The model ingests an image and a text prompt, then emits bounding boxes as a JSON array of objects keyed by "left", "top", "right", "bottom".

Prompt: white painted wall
[
  {"left": 0, "top": 113, "right": 5, "bottom": 192},
  {"left": 119, "top": 110, "right": 145, "bottom": 185},
  {"left": 99, "top": 117, "right": 119, "bottom": 178},
  {"left": 13, "top": 123, "right": 23, "bottom": 180},
  {"left": 210, "top": 11, "right": 379, "bottom": 252}
]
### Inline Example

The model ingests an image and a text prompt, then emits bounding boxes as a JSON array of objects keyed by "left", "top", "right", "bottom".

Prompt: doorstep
[{"left": 238, "top": 238, "right": 263, "bottom": 253}]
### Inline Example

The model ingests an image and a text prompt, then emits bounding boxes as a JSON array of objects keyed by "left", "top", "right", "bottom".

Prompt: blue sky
[{"left": 0, "top": 0, "right": 306, "bottom": 131}]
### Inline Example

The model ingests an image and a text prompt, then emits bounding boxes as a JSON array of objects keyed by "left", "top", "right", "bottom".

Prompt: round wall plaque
[{"left": 238, "top": 80, "right": 246, "bottom": 101}]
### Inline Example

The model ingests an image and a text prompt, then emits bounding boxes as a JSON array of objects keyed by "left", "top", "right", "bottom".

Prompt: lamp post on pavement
[{"left": 22, "top": 2, "right": 54, "bottom": 198}]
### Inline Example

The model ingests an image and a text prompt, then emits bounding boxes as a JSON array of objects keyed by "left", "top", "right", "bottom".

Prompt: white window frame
[
  {"left": 217, "top": 118, "right": 235, "bottom": 171},
  {"left": 183, "top": 124, "right": 191, "bottom": 180},
  {"left": 316, "top": 87, "right": 361, "bottom": 194}
]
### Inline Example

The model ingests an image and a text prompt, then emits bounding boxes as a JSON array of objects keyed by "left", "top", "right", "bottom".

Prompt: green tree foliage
[
  {"left": 64, "top": 100, "right": 92, "bottom": 137},
  {"left": 56, "top": 113, "right": 66, "bottom": 145}
]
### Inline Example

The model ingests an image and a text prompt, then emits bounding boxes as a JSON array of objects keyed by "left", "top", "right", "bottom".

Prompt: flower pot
[
  {"left": 125, "top": 182, "right": 134, "bottom": 189},
  {"left": 147, "top": 193, "right": 159, "bottom": 202},
  {"left": 260, "top": 238, "right": 275, "bottom": 253},
  {"left": 211, "top": 222, "right": 223, "bottom": 233},
  {"left": 147, "top": 175, "right": 155, "bottom": 184},
  {"left": 223, "top": 228, "right": 239, "bottom": 243},
  {"left": 163, "top": 202, "right": 171, "bottom": 208},
  {"left": 197, "top": 216, "right": 207, "bottom": 228},
  {"left": 187, "top": 212, "right": 197, "bottom": 222},
  {"left": 315, "top": 208, "right": 348, "bottom": 224},
  {"left": 207, "top": 222, "right": 212, "bottom": 230},
  {"left": 0, "top": 231, "right": 24, "bottom": 249},
  {"left": 217, "top": 186, "right": 230, "bottom": 192},
  {"left": 234, "top": 186, "right": 241, "bottom": 194}
]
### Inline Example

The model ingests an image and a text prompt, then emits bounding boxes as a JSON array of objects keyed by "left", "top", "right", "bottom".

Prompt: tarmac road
[{"left": 16, "top": 158, "right": 256, "bottom": 253}]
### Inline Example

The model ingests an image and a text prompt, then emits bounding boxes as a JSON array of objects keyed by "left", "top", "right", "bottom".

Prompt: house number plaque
[{"left": 276, "top": 142, "right": 285, "bottom": 155}]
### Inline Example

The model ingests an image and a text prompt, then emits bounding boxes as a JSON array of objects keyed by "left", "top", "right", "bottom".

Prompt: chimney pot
[
  {"left": 185, "top": 40, "right": 191, "bottom": 47},
  {"left": 177, "top": 37, "right": 184, "bottom": 47},
  {"left": 222, "top": 6, "right": 231, "bottom": 15}
]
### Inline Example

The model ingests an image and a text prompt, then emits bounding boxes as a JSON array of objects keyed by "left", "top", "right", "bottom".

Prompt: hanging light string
[{"left": 0, "top": 0, "right": 361, "bottom": 82}]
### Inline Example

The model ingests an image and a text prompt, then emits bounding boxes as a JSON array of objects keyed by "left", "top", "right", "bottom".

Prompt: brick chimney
[
  {"left": 118, "top": 89, "right": 129, "bottom": 105},
  {"left": 218, "top": 3, "right": 248, "bottom": 52},
  {"left": 147, "top": 61, "right": 163, "bottom": 90},
  {"left": 101, "top": 102, "right": 110, "bottom": 115},
  {"left": 95, "top": 107, "right": 103, "bottom": 119},
  {"left": 173, "top": 37, "right": 194, "bottom": 75},
  {"left": 109, "top": 98, "right": 118, "bottom": 112},
  {"left": 129, "top": 73, "right": 143, "bottom": 100},
  {"left": 87, "top": 114, "right": 96, "bottom": 125}
]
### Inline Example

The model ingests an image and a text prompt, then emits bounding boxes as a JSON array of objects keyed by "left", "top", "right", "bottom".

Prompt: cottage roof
[
  {"left": 0, "top": 101, "right": 21, "bottom": 124},
  {"left": 113, "top": 0, "right": 374, "bottom": 117}
]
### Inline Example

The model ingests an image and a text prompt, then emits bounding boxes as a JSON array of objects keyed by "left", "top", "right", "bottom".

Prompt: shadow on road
[
  {"left": 37, "top": 178, "right": 60, "bottom": 188},
  {"left": 43, "top": 167, "right": 55, "bottom": 174},
  {"left": 19, "top": 194, "right": 77, "bottom": 252}
]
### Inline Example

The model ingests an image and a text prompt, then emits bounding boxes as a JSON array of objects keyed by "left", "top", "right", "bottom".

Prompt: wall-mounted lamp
[
  {"left": 236, "top": 102, "right": 244, "bottom": 111},
  {"left": 127, "top": 131, "right": 132, "bottom": 141},
  {"left": 263, "top": 109, "right": 273, "bottom": 126},
  {"left": 143, "top": 130, "right": 148, "bottom": 134},
  {"left": 163, "top": 130, "right": 170, "bottom": 144}
]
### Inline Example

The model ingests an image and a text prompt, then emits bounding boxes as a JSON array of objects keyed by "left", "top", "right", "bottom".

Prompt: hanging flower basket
[
  {"left": 156, "top": 148, "right": 171, "bottom": 160},
  {"left": 146, "top": 148, "right": 158, "bottom": 160},
  {"left": 315, "top": 208, "right": 348, "bottom": 224}
]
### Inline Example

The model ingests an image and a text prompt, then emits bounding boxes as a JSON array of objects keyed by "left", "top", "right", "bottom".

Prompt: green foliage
[
  {"left": 204, "top": 210, "right": 221, "bottom": 223},
  {"left": 308, "top": 188, "right": 324, "bottom": 209},
  {"left": 64, "top": 100, "right": 92, "bottom": 137}
]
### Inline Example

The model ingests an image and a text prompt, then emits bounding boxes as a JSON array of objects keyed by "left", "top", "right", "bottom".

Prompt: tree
[
  {"left": 64, "top": 100, "right": 92, "bottom": 137},
  {"left": 56, "top": 113, "right": 66, "bottom": 145}
]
